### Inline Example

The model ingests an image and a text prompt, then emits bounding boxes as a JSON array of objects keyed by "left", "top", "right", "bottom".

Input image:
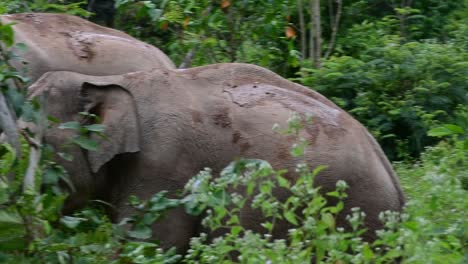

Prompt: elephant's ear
[{"left": 80, "top": 82, "right": 140, "bottom": 173}]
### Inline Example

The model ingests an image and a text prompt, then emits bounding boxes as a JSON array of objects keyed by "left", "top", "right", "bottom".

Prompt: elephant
[
  {"left": 27, "top": 63, "right": 405, "bottom": 252},
  {"left": 0, "top": 13, "right": 175, "bottom": 82}
]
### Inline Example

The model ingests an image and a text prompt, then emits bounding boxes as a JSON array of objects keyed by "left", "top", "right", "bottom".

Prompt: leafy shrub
[
  {"left": 393, "top": 139, "right": 467, "bottom": 262},
  {"left": 114, "top": 0, "right": 299, "bottom": 74},
  {"left": 0, "top": 0, "right": 91, "bottom": 16},
  {"left": 1, "top": 140, "right": 466, "bottom": 263},
  {"left": 297, "top": 40, "right": 468, "bottom": 160}
]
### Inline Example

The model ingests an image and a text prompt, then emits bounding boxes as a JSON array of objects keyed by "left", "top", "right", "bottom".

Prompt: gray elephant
[
  {"left": 28, "top": 63, "right": 405, "bottom": 251},
  {"left": 1, "top": 13, "right": 175, "bottom": 82}
]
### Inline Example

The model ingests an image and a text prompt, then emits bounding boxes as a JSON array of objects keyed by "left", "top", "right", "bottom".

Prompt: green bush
[
  {"left": 0, "top": 0, "right": 91, "bottom": 16},
  {"left": 1, "top": 140, "right": 466, "bottom": 263},
  {"left": 297, "top": 40, "right": 468, "bottom": 160},
  {"left": 114, "top": 0, "right": 299, "bottom": 74}
]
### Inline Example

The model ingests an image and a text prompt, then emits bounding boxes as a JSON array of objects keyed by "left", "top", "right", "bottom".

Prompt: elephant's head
[{"left": 28, "top": 71, "right": 141, "bottom": 212}]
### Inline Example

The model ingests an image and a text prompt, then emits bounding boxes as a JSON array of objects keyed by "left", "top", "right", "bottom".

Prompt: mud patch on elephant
[
  {"left": 277, "top": 144, "right": 291, "bottom": 160},
  {"left": 212, "top": 107, "right": 232, "bottom": 128},
  {"left": 62, "top": 32, "right": 95, "bottom": 61},
  {"left": 10, "top": 13, "right": 42, "bottom": 24},
  {"left": 304, "top": 122, "right": 320, "bottom": 145},
  {"left": 240, "top": 142, "right": 251, "bottom": 154},
  {"left": 232, "top": 131, "right": 241, "bottom": 144},
  {"left": 191, "top": 110, "right": 203, "bottom": 124}
]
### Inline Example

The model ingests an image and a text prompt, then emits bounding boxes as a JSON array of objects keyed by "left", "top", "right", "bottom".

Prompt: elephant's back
[
  {"left": 174, "top": 63, "right": 350, "bottom": 130},
  {"left": 1, "top": 13, "right": 131, "bottom": 39},
  {"left": 1, "top": 13, "right": 175, "bottom": 81},
  {"left": 176, "top": 63, "right": 338, "bottom": 110}
]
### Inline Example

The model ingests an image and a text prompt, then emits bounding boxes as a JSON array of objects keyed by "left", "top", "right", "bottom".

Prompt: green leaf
[
  {"left": 128, "top": 225, "right": 152, "bottom": 239},
  {"left": 0, "top": 181, "right": 8, "bottom": 204},
  {"left": 428, "top": 124, "right": 463, "bottom": 137},
  {"left": 115, "top": 0, "right": 132, "bottom": 8},
  {"left": 72, "top": 136, "right": 98, "bottom": 151},
  {"left": 261, "top": 221, "right": 273, "bottom": 232},
  {"left": 277, "top": 175, "right": 290, "bottom": 188},
  {"left": 15, "top": 42, "right": 27, "bottom": 52},
  {"left": 42, "top": 167, "right": 63, "bottom": 185},
  {"left": 326, "top": 190, "right": 340, "bottom": 198},
  {"left": 290, "top": 142, "right": 306, "bottom": 157},
  {"left": 48, "top": 115, "right": 61, "bottom": 124},
  {"left": 58, "top": 152, "right": 73, "bottom": 161},
  {"left": 60, "top": 216, "right": 86, "bottom": 229},
  {"left": 0, "top": 144, "right": 16, "bottom": 175},
  {"left": 312, "top": 165, "right": 328, "bottom": 177},
  {"left": 58, "top": 121, "right": 81, "bottom": 130},
  {"left": 59, "top": 172, "right": 76, "bottom": 193},
  {"left": 442, "top": 124, "right": 464, "bottom": 134},
  {"left": 227, "top": 215, "right": 240, "bottom": 226},
  {"left": 0, "top": 210, "right": 25, "bottom": 249},
  {"left": 0, "top": 23, "right": 15, "bottom": 47},
  {"left": 284, "top": 211, "right": 298, "bottom": 225},
  {"left": 321, "top": 213, "right": 335, "bottom": 230},
  {"left": 0, "top": 210, "right": 22, "bottom": 225},
  {"left": 362, "top": 243, "right": 374, "bottom": 260},
  {"left": 323, "top": 72, "right": 344, "bottom": 79},
  {"left": 231, "top": 226, "right": 242, "bottom": 236},
  {"left": 84, "top": 124, "right": 106, "bottom": 133}
]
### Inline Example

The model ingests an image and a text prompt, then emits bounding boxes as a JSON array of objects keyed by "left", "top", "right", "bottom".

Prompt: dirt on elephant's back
[{"left": 5, "top": 13, "right": 130, "bottom": 39}]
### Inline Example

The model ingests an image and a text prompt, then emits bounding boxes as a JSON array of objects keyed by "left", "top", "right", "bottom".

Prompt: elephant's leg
[
  {"left": 104, "top": 154, "right": 199, "bottom": 252},
  {"left": 152, "top": 207, "right": 199, "bottom": 252},
  {"left": 115, "top": 201, "right": 198, "bottom": 253}
]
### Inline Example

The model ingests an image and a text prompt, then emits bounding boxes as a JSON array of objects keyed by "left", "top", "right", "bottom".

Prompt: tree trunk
[
  {"left": 309, "top": 0, "right": 315, "bottom": 62},
  {"left": 328, "top": 0, "right": 334, "bottom": 31},
  {"left": 324, "top": 0, "right": 342, "bottom": 59},
  {"left": 0, "top": 92, "right": 21, "bottom": 157},
  {"left": 311, "top": 0, "right": 321, "bottom": 68},
  {"left": 297, "top": 0, "right": 307, "bottom": 59},
  {"left": 23, "top": 94, "right": 47, "bottom": 193}
]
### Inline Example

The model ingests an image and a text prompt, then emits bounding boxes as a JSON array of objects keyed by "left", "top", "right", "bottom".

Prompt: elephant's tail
[{"left": 365, "top": 130, "right": 406, "bottom": 209}]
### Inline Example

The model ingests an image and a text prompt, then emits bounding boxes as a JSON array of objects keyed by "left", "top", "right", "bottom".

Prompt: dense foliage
[
  {"left": 298, "top": 41, "right": 467, "bottom": 159},
  {"left": 0, "top": 0, "right": 467, "bottom": 263}
]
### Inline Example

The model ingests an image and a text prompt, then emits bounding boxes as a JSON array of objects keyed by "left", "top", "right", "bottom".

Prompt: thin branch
[
  {"left": 328, "top": 0, "right": 335, "bottom": 30},
  {"left": 23, "top": 93, "right": 47, "bottom": 193},
  {"left": 324, "top": 0, "right": 343, "bottom": 59},
  {"left": 87, "top": 0, "right": 96, "bottom": 12},
  {"left": 309, "top": 0, "right": 315, "bottom": 62},
  {"left": 0, "top": 39, "right": 27, "bottom": 152},
  {"left": 297, "top": 0, "right": 307, "bottom": 59},
  {"left": 0, "top": 92, "right": 21, "bottom": 157},
  {"left": 312, "top": 0, "right": 322, "bottom": 68},
  {"left": 20, "top": 130, "right": 40, "bottom": 149},
  {"left": 398, "top": 0, "right": 413, "bottom": 41}
]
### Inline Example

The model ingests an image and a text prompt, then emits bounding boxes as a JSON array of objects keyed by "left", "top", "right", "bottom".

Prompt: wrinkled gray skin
[
  {"left": 28, "top": 63, "right": 405, "bottom": 252},
  {"left": 0, "top": 13, "right": 175, "bottom": 82}
]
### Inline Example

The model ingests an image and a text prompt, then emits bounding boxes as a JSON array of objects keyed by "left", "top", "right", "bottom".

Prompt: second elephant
[{"left": 1, "top": 13, "right": 175, "bottom": 82}]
